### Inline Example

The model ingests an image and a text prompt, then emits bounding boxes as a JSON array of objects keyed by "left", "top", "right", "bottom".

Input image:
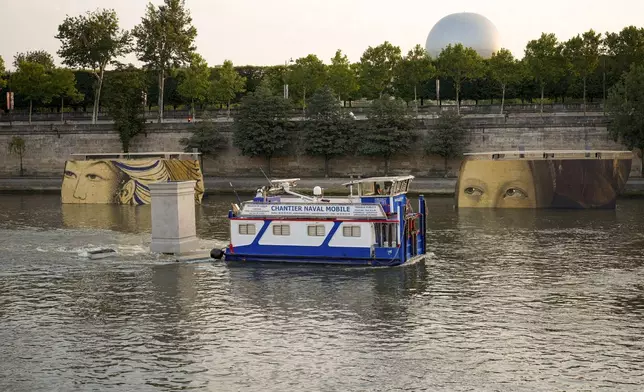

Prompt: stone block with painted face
[{"left": 455, "top": 151, "right": 633, "bottom": 209}]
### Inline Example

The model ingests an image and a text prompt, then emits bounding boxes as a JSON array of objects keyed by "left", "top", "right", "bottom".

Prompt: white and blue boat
[{"left": 211, "top": 176, "right": 428, "bottom": 266}]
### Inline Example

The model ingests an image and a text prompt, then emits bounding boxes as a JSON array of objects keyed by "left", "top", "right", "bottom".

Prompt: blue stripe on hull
[{"left": 224, "top": 254, "right": 405, "bottom": 267}]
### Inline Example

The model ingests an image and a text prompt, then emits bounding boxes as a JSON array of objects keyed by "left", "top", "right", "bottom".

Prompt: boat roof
[
  {"left": 464, "top": 150, "right": 633, "bottom": 160},
  {"left": 342, "top": 175, "right": 415, "bottom": 186}
]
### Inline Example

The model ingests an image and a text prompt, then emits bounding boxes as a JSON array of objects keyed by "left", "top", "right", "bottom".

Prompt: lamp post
[{"left": 283, "top": 58, "right": 293, "bottom": 99}]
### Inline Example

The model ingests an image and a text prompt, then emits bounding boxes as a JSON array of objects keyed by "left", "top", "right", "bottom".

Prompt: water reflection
[{"left": 2, "top": 195, "right": 644, "bottom": 391}]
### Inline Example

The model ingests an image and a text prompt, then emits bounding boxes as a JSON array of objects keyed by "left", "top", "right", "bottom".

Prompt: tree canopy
[
  {"left": 233, "top": 85, "right": 291, "bottom": 175},
  {"left": 489, "top": 48, "right": 522, "bottom": 114},
  {"left": 133, "top": 0, "right": 197, "bottom": 123},
  {"left": 524, "top": 33, "right": 566, "bottom": 112},
  {"left": 606, "top": 64, "right": 644, "bottom": 170},
  {"left": 425, "top": 111, "right": 468, "bottom": 175},
  {"left": 211, "top": 60, "right": 246, "bottom": 117},
  {"left": 56, "top": 8, "right": 131, "bottom": 124},
  {"left": 102, "top": 66, "right": 146, "bottom": 152},
  {"left": 436, "top": 44, "right": 484, "bottom": 114},
  {"left": 358, "top": 41, "right": 402, "bottom": 99},
  {"left": 177, "top": 53, "right": 211, "bottom": 120},
  {"left": 327, "top": 50, "right": 358, "bottom": 104}
]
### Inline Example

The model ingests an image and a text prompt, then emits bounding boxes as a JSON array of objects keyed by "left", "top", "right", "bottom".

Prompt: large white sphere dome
[{"left": 425, "top": 12, "right": 501, "bottom": 59}]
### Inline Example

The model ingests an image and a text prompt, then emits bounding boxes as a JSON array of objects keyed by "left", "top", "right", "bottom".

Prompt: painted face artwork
[
  {"left": 62, "top": 161, "right": 123, "bottom": 204},
  {"left": 456, "top": 157, "right": 633, "bottom": 209},
  {"left": 61, "top": 159, "right": 205, "bottom": 205},
  {"left": 457, "top": 160, "right": 543, "bottom": 208}
]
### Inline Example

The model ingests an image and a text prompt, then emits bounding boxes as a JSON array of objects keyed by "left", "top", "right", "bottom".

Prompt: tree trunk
[
  {"left": 302, "top": 87, "right": 306, "bottom": 117},
  {"left": 414, "top": 85, "right": 418, "bottom": 117},
  {"left": 583, "top": 77, "right": 587, "bottom": 117},
  {"left": 227, "top": 99, "right": 231, "bottom": 118},
  {"left": 455, "top": 81, "right": 460, "bottom": 115},
  {"left": 500, "top": 84, "right": 506, "bottom": 115},
  {"left": 19, "top": 152, "right": 24, "bottom": 177},
  {"left": 384, "top": 157, "right": 390, "bottom": 176},
  {"left": 29, "top": 100, "right": 32, "bottom": 124},
  {"left": 158, "top": 70, "right": 165, "bottom": 123},
  {"left": 93, "top": 69, "right": 105, "bottom": 124},
  {"left": 540, "top": 84, "right": 545, "bottom": 114},
  {"left": 191, "top": 98, "right": 195, "bottom": 122},
  {"left": 61, "top": 96, "right": 64, "bottom": 124},
  {"left": 444, "top": 157, "right": 448, "bottom": 177}
]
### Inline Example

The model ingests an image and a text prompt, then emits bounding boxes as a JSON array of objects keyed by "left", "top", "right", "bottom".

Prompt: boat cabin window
[
  {"left": 363, "top": 181, "right": 394, "bottom": 196},
  {"left": 342, "top": 225, "right": 361, "bottom": 237},
  {"left": 238, "top": 224, "right": 256, "bottom": 235},
  {"left": 393, "top": 180, "right": 409, "bottom": 194},
  {"left": 272, "top": 224, "right": 290, "bottom": 236},
  {"left": 307, "top": 225, "right": 325, "bottom": 237}
]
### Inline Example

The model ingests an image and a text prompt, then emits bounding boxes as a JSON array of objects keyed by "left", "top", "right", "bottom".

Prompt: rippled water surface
[{"left": 1, "top": 194, "right": 644, "bottom": 391}]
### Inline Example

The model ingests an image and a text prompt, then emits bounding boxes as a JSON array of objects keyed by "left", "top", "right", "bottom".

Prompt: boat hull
[{"left": 223, "top": 253, "right": 426, "bottom": 267}]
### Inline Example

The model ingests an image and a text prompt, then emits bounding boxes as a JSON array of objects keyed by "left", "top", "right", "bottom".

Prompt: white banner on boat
[{"left": 239, "top": 203, "right": 387, "bottom": 219}]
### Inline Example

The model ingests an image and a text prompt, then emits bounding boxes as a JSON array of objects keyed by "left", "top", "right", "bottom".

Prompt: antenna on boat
[
  {"left": 229, "top": 182, "right": 242, "bottom": 205},
  {"left": 259, "top": 167, "right": 272, "bottom": 188}
]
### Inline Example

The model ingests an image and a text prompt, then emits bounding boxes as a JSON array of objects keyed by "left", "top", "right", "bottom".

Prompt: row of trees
[
  {"left": 2, "top": 2, "right": 644, "bottom": 120},
  {"left": 181, "top": 85, "right": 467, "bottom": 177}
]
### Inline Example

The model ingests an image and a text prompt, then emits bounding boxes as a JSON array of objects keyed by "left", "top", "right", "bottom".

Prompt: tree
[
  {"left": 102, "top": 66, "right": 146, "bottom": 152},
  {"left": 359, "top": 95, "right": 416, "bottom": 175},
  {"left": 56, "top": 9, "right": 131, "bottom": 124},
  {"left": 358, "top": 41, "right": 402, "bottom": 99},
  {"left": 435, "top": 44, "right": 484, "bottom": 114},
  {"left": 8, "top": 136, "right": 26, "bottom": 177},
  {"left": 524, "top": 33, "right": 566, "bottom": 113},
  {"left": 564, "top": 30, "right": 602, "bottom": 115},
  {"left": 177, "top": 53, "right": 210, "bottom": 121},
  {"left": 424, "top": 111, "right": 468, "bottom": 175},
  {"left": 0, "top": 55, "right": 6, "bottom": 89},
  {"left": 394, "top": 44, "right": 435, "bottom": 115},
  {"left": 180, "top": 113, "right": 228, "bottom": 172},
  {"left": 606, "top": 64, "right": 644, "bottom": 174},
  {"left": 327, "top": 50, "right": 358, "bottom": 105},
  {"left": 49, "top": 68, "right": 83, "bottom": 123},
  {"left": 11, "top": 60, "right": 51, "bottom": 123},
  {"left": 211, "top": 60, "right": 246, "bottom": 118},
  {"left": 13, "top": 50, "right": 55, "bottom": 70},
  {"left": 290, "top": 54, "right": 327, "bottom": 115},
  {"left": 133, "top": 0, "right": 197, "bottom": 123},
  {"left": 233, "top": 85, "right": 291, "bottom": 175},
  {"left": 302, "top": 86, "right": 353, "bottom": 177},
  {"left": 489, "top": 48, "right": 522, "bottom": 114},
  {"left": 604, "top": 26, "right": 644, "bottom": 88}
]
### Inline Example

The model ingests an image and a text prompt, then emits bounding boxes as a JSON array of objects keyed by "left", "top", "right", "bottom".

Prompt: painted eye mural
[
  {"left": 61, "top": 159, "right": 204, "bottom": 205},
  {"left": 455, "top": 152, "right": 633, "bottom": 209}
]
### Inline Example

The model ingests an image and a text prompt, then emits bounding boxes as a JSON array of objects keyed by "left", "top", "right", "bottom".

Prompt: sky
[{"left": 2, "top": 0, "right": 643, "bottom": 70}]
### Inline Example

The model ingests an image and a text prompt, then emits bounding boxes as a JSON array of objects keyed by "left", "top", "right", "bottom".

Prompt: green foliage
[
  {"left": 359, "top": 41, "right": 402, "bottom": 99},
  {"left": 489, "top": 48, "right": 522, "bottom": 113},
  {"left": 11, "top": 60, "right": 52, "bottom": 123},
  {"left": 604, "top": 26, "right": 644, "bottom": 85},
  {"left": 436, "top": 44, "right": 484, "bottom": 113},
  {"left": 303, "top": 86, "right": 353, "bottom": 177},
  {"left": 177, "top": 53, "right": 211, "bottom": 118},
  {"left": 211, "top": 60, "right": 247, "bottom": 116},
  {"left": 233, "top": 86, "right": 291, "bottom": 175},
  {"left": 180, "top": 114, "right": 228, "bottom": 171},
  {"left": 49, "top": 68, "right": 83, "bottom": 121},
  {"left": 524, "top": 33, "right": 566, "bottom": 112},
  {"left": 13, "top": 50, "right": 55, "bottom": 70},
  {"left": 290, "top": 54, "right": 327, "bottom": 111},
  {"left": 56, "top": 8, "right": 131, "bottom": 124},
  {"left": 606, "top": 64, "right": 644, "bottom": 168},
  {"left": 0, "top": 56, "right": 6, "bottom": 89},
  {"left": 564, "top": 30, "right": 602, "bottom": 111},
  {"left": 425, "top": 111, "right": 468, "bottom": 174},
  {"left": 102, "top": 66, "right": 146, "bottom": 152},
  {"left": 327, "top": 50, "right": 359, "bottom": 103},
  {"left": 394, "top": 44, "right": 435, "bottom": 111},
  {"left": 8, "top": 136, "right": 26, "bottom": 176},
  {"left": 133, "top": 0, "right": 197, "bottom": 122},
  {"left": 359, "top": 95, "right": 416, "bottom": 175}
]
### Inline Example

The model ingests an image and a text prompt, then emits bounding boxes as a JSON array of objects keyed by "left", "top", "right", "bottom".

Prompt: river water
[{"left": 1, "top": 194, "right": 643, "bottom": 391}]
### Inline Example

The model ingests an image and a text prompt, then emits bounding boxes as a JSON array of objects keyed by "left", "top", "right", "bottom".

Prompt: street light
[{"left": 283, "top": 58, "right": 293, "bottom": 99}]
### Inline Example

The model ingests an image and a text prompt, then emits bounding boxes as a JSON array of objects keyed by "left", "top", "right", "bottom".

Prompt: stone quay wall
[{"left": 0, "top": 114, "right": 640, "bottom": 178}]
